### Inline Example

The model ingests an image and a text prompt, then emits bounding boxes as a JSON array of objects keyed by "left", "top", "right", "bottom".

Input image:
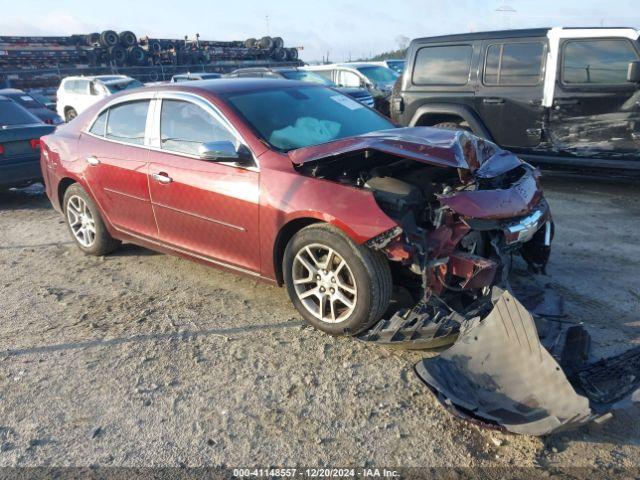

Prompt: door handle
[
  {"left": 85, "top": 155, "right": 100, "bottom": 166},
  {"left": 483, "top": 98, "right": 505, "bottom": 104},
  {"left": 152, "top": 172, "right": 172, "bottom": 184}
]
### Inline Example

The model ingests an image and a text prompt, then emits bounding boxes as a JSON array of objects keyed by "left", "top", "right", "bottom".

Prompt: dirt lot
[{"left": 0, "top": 174, "right": 639, "bottom": 471}]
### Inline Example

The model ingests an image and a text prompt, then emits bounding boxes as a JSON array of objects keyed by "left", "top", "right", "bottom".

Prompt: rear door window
[
  {"left": 337, "top": 70, "right": 361, "bottom": 87},
  {"left": 412, "top": 45, "right": 473, "bottom": 85},
  {"left": 105, "top": 100, "right": 149, "bottom": 145},
  {"left": 562, "top": 39, "right": 639, "bottom": 84},
  {"left": 160, "top": 99, "right": 235, "bottom": 156},
  {"left": 484, "top": 42, "right": 545, "bottom": 85}
]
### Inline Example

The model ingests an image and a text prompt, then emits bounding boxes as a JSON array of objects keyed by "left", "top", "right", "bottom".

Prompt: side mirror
[
  {"left": 628, "top": 61, "right": 640, "bottom": 83},
  {"left": 198, "top": 141, "right": 253, "bottom": 165}
]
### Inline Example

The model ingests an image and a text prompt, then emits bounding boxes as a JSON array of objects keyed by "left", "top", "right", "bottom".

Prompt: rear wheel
[
  {"left": 283, "top": 224, "right": 391, "bottom": 336},
  {"left": 63, "top": 184, "right": 120, "bottom": 256},
  {"left": 65, "top": 108, "right": 77, "bottom": 122}
]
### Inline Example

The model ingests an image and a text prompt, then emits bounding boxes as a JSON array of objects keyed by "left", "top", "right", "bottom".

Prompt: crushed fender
[{"left": 413, "top": 289, "right": 640, "bottom": 436}]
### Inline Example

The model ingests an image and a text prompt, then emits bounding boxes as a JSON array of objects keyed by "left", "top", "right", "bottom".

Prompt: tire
[
  {"left": 286, "top": 48, "right": 298, "bottom": 61},
  {"left": 258, "top": 36, "right": 273, "bottom": 50},
  {"left": 149, "top": 40, "right": 162, "bottom": 53},
  {"left": 99, "top": 30, "right": 119, "bottom": 48},
  {"left": 127, "top": 46, "right": 147, "bottom": 65},
  {"left": 86, "top": 32, "right": 100, "bottom": 45},
  {"left": 65, "top": 107, "right": 77, "bottom": 122},
  {"left": 119, "top": 30, "right": 137, "bottom": 48},
  {"left": 244, "top": 38, "right": 257, "bottom": 48},
  {"left": 432, "top": 121, "right": 472, "bottom": 133},
  {"left": 283, "top": 224, "right": 392, "bottom": 336},
  {"left": 108, "top": 46, "right": 127, "bottom": 66},
  {"left": 271, "top": 47, "right": 286, "bottom": 61},
  {"left": 272, "top": 36, "right": 284, "bottom": 49},
  {"left": 63, "top": 184, "right": 121, "bottom": 256}
]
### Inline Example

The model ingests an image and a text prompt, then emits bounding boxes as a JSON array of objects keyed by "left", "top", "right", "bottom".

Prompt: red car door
[
  {"left": 81, "top": 98, "right": 158, "bottom": 239},
  {"left": 148, "top": 97, "right": 260, "bottom": 272}
]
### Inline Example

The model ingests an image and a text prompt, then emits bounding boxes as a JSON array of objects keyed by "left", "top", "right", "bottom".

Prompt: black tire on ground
[
  {"left": 432, "top": 121, "right": 472, "bottom": 133},
  {"left": 119, "top": 31, "right": 137, "bottom": 48},
  {"left": 99, "top": 30, "right": 119, "bottom": 48},
  {"left": 286, "top": 48, "right": 298, "bottom": 61},
  {"left": 283, "top": 224, "right": 392, "bottom": 336},
  {"left": 127, "top": 46, "right": 147, "bottom": 65},
  {"left": 258, "top": 36, "right": 273, "bottom": 50},
  {"left": 63, "top": 184, "right": 121, "bottom": 256},
  {"left": 272, "top": 36, "right": 284, "bottom": 49},
  {"left": 65, "top": 107, "right": 77, "bottom": 122},
  {"left": 244, "top": 38, "right": 257, "bottom": 48},
  {"left": 108, "top": 46, "right": 127, "bottom": 66}
]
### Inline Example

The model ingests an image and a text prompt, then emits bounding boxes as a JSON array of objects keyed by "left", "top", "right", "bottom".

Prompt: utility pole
[{"left": 495, "top": 2, "right": 517, "bottom": 29}]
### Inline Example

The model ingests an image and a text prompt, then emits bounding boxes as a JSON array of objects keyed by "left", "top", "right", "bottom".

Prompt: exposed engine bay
[{"left": 293, "top": 128, "right": 640, "bottom": 436}]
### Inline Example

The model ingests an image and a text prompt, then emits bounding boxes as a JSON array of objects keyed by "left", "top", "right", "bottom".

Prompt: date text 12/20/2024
[{"left": 233, "top": 468, "right": 400, "bottom": 477}]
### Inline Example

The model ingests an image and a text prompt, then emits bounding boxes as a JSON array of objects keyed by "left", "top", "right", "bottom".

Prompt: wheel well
[
  {"left": 415, "top": 113, "right": 468, "bottom": 127},
  {"left": 273, "top": 218, "right": 322, "bottom": 286},
  {"left": 57, "top": 178, "right": 76, "bottom": 208}
]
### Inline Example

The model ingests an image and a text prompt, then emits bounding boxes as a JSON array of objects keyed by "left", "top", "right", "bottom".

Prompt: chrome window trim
[
  {"left": 151, "top": 91, "right": 259, "bottom": 171},
  {"left": 83, "top": 90, "right": 259, "bottom": 172}
]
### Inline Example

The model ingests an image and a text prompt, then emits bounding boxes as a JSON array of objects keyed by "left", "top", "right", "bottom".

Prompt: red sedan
[{"left": 40, "top": 79, "right": 552, "bottom": 336}]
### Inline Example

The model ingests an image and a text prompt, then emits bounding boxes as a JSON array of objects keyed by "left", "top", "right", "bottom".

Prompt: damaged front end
[
  {"left": 294, "top": 127, "right": 640, "bottom": 435},
  {"left": 295, "top": 128, "right": 553, "bottom": 349}
]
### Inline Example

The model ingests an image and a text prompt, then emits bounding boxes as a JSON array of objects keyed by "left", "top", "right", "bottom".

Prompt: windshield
[
  {"left": 103, "top": 79, "right": 143, "bottom": 93},
  {"left": 223, "top": 85, "right": 394, "bottom": 151},
  {"left": 280, "top": 70, "right": 335, "bottom": 86},
  {"left": 0, "top": 100, "right": 41, "bottom": 126},
  {"left": 386, "top": 60, "right": 405, "bottom": 74},
  {"left": 356, "top": 66, "right": 398, "bottom": 84}
]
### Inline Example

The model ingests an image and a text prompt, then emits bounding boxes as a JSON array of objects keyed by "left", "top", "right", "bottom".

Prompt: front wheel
[
  {"left": 283, "top": 224, "right": 392, "bottom": 336},
  {"left": 63, "top": 184, "right": 120, "bottom": 256}
]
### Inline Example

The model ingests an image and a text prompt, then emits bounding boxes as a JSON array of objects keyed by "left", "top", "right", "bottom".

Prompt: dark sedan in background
[
  {"left": 0, "top": 95, "right": 55, "bottom": 190},
  {"left": 0, "top": 89, "right": 63, "bottom": 125}
]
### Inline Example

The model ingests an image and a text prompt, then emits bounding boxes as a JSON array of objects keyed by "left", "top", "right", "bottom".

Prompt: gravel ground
[{"left": 0, "top": 174, "right": 638, "bottom": 470}]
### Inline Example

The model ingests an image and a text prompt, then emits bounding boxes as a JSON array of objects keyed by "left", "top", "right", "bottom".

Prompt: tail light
[
  {"left": 44, "top": 119, "right": 53, "bottom": 125},
  {"left": 30, "top": 138, "right": 41, "bottom": 149},
  {"left": 0, "top": 144, "right": 4, "bottom": 155}
]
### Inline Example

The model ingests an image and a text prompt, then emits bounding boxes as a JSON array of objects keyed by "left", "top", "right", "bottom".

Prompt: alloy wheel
[
  {"left": 66, "top": 195, "right": 96, "bottom": 247},
  {"left": 292, "top": 243, "right": 358, "bottom": 323}
]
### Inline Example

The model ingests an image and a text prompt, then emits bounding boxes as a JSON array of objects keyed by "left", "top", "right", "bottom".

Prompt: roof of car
[
  {"left": 154, "top": 78, "right": 313, "bottom": 94},
  {"left": 411, "top": 27, "right": 638, "bottom": 44},
  {"left": 62, "top": 75, "right": 129, "bottom": 82},
  {"left": 412, "top": 28, "right": 551, "bottom": 44},
  {"left": 0, "top": 88, "right": 24, "bottom": 95}
]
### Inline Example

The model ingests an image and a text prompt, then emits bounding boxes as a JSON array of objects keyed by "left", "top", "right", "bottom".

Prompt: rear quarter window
[{"left": 412, "top": 44, "right": 473, "bottom": 85}]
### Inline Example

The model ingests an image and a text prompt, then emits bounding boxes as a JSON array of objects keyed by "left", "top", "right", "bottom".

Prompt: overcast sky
[{"left": 0, "top": 0, "right": 638, "bottom": 61}]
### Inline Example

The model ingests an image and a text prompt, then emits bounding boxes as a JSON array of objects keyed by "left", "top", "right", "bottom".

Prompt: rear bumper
[{"left": 0, "top": 158, "right": 42, "bottom": 188}]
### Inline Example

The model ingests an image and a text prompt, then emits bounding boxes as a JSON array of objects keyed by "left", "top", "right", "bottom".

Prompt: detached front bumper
[{"left": 414, "top": 289, "right": 640, "bottom": 436}]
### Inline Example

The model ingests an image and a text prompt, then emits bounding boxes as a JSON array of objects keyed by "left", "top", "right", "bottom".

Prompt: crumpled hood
[{"left": 289, "top": 127, "right": 521, "bottom": 176}]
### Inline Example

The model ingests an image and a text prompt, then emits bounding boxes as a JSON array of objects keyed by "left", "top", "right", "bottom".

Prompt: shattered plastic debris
[{"left": 413, "top": 289, "right": 640, "bottom": 435}]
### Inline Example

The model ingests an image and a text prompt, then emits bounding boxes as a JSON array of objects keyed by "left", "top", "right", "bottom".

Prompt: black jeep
[{"left": 392, "top": 28, "right": 640, "bottom": 172}]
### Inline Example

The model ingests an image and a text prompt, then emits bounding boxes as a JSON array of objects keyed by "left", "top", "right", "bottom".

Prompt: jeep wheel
[{"left": 283, "top": 224, "right": 392, "bottom": 336}]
